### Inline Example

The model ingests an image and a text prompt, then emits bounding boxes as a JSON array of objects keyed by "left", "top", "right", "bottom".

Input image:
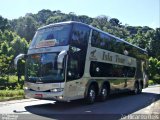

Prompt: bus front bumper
[{"left": 24, "top": 89, "right": 66, "bottom": 101}]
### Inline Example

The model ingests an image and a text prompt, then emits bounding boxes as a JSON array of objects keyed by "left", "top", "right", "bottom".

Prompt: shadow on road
[{"left": 25, "top": 92, "right": 160, "bottom": 120}]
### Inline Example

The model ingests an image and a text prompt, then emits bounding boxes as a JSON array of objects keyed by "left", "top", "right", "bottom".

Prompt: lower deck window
[{"left": 90, "top": 61, "right": 135, "bottom": 77}]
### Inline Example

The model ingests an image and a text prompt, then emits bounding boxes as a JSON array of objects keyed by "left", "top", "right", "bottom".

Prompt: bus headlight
[
  {"left": 50, "top": 88, "right": 64, "bottom": 92},
  {"left": 24, "top": 86, "right": 29, "bottom": 90},
  {"left": 58, "top": 96, "right": 63, "bottom": 99}
]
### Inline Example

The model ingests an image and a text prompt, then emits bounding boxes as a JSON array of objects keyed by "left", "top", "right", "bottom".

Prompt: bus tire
[
  {"left": 85, "top": 85, "right": 96, "bottom": 104},
  {"left": 99, "top": 85, "right": 108, "bottom": 102},
  {"left": 138, "top": 82, "right": 143, "bottom": 94},
  {"left": 133, "top": 82, "right": 139, "bottom": 95}
]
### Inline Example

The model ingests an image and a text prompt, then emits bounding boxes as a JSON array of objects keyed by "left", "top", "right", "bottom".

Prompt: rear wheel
[
  {"left": 138, "top": 83, "right": 143, "bottom": 94},
  {"left": 99, "top": 85, "right": 108, "bottom": 102},
  {"left": 133, "top": 82, "right": 139, "bottom": 95},
  {"left": 85, "top": 85, "right": 96, "bottom": 104}
]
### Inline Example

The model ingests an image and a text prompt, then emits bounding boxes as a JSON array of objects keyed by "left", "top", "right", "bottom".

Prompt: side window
[
  {"left": 91, "top": 30, "right": 100, "bottom": 47},
  {"left": 90, "top": 61, "right": 113, "bottom": 77},
  {"left": 71, "top": 24, "right": 90, "bottom": 48},
  {"left": 91, "top": 30, "right": 128, "bottom": 55},
  {"left": 91, "top": 30, "right": 111, "bottom": 50},
  {"left": 67, "top": 47, "right": 85, "bottom": 80},
  {"left": 91, "top": 30, "right": 121, "bottom": 53},
  {"left": 109, "top": 37, "right": 116, "bottom": 52},
  {"left": 115, "top": 39, "right": 125, "bottom": 54},
  {"left": 104, "top": 34, "right": 111, "bottom": 50},
  {"left": 100, "top": 33, "right": 110, "bottom": 50},
  {"left": 90, "top": 61, "right": 136, "bottom": 77}
]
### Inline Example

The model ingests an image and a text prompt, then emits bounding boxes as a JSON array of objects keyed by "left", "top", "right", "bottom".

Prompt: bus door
[
  {"left": 64, "top": 23, "right": 90, "bottom": 99},
  {"left": 65, "top": 47, "right": 85, "bottom": 99}
]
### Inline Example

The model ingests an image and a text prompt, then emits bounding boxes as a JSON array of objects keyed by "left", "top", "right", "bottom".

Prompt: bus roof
[
  {"left": 38, "top": 21, "right": 87, "bottom": 30},
  {"left": 38, "top": 21, "right": 147, "bottom": 54}
]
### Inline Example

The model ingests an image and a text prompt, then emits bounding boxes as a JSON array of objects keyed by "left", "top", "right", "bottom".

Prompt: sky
[{"left": 0, "top": 0, "right": 159, "bottom": 29}]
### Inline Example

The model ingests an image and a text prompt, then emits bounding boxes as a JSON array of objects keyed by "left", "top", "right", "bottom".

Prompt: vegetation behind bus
[{"left": 0, "top": 10, "right": 160, "bottom": 100}]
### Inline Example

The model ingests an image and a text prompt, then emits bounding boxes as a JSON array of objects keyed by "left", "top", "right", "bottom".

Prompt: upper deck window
[
  {"left": 91, "top": 30, "right": 126, "bottom": 55},
  {"left": 70, "top": 24, "right": 90, "bottom": 48}
]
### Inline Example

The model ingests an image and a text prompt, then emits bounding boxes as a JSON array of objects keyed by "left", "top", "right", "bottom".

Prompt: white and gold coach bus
[{"left": 15, "top": 21, "right": 148, "bottom": 104}]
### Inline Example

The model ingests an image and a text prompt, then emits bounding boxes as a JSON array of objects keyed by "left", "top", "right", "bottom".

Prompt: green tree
[
  {"left": 127, "top": 31, "right": 149, "bottom": 49},
  {"left": 36, "top": 9, "right": 53, "bottom": 24},
  {"left": 13, "top": 16, "right": 37, "bottom": 41},
  {"left": 109, "top": 18, "right": 121, "bottom": 27},
  {"left": 0, "top": 54, "right": 13, "bottom": 76},
  {"left": 78, "top": 15, "right": 93, "bottom": 24},
  {"left": 148, "top": 57, "right": 159, "bottom": 79},
  {"left": 148, "top": 28, "right": 160, "bottom": 59},
  {"left": 11, "top": 37, "right": 28, "bottom": 57},
  {"left": 23, "top": 16, "right": 37, "bottom": 41},
  {"left": 1, "top": 41, "right": 9, "bottom": 54},
  {"left": 0, "top": 16, "right": 10, "bottom": 32},
  {"left": 156, "top": 61, "right": 160, "bottom": 75},
  {"left": 91, "top": 15, "right": 109, "bottom": 30},
  {"left": 46, "top": 16, "right": 65, "bottom": 25}
]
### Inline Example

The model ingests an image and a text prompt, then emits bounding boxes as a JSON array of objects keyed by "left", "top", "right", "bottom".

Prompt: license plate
[{"left": 35, "top": 94, "right": 43, "bottom": 98}]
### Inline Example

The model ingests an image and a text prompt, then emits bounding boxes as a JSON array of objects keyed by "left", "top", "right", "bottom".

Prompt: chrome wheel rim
[
  {"left": 89, "top": 89, "right": 95, "bottom": 102},
  {"left": 102, "top": 88, "right": 107, "bottom": 98}
]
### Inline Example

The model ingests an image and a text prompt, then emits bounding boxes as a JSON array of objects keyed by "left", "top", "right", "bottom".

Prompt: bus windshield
[
  {"left": 29, "top": 24, "right": 72, "bottom": 49},
  {"left": 25, "top": 53, "right": 64, "bottom": 83}
]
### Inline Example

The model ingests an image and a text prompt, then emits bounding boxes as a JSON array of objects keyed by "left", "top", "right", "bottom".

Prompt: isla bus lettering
[{"left": 102, "top": 52, "right": 125, "bottom": 64}]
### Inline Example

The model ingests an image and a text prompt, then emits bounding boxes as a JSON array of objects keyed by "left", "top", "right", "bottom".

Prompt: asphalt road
[{"left": 0, "top": 85, "right": 160, "bottom": 120}]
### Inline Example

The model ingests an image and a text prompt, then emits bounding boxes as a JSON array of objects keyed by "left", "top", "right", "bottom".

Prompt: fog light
[{"left": 50, "top": 88, "right": 64, "bottom": 92}]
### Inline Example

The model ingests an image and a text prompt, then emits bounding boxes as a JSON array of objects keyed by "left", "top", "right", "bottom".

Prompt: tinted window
[
  {"left": 30, "top": 25, "right": 71, "bottom": 49},
  {"left": 90, "top": 61, "right": 135, "bottom": 77},
  {"left": 70, "top": 24, "right": 90, "bottom": 48},
  {"left": 91, "top": 30, "right": 126, "bottom": 54},
  {"left": 91, "top": 30, "right": 111, "bottom": 50},
  {"left": 67, "top": 47, "right": 86, "bottom": 80},
  {"left": 113, "top": 37, "right": 125, "bottom": 54}
]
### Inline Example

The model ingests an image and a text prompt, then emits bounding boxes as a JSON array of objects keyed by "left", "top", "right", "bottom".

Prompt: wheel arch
[
  {"left": 139, "top": 80, "right": 143, "bottom": 88},
  {"left": 84, "top": 79, "right": 99, "bottom": 97},
  {"left": 100, "top": 80, "right": 110, "bottom": 95}
]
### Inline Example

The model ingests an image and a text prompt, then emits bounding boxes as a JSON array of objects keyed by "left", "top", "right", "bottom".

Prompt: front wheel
[{"left": 85, "top": 85, "right": 96, "bottom": 104}]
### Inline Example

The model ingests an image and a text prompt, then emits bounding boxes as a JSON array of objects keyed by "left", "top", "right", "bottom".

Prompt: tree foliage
[
  {"left": 0, "top": 16, "right": 10, "bottom": 32},
  {"left": 148, "top": 28, "right": 160, "bottom": 58},
  {"left": 11, "top": 16, "right": 37, "bottom": 41},
  {"left": 148, "top": 57, "right": 160, "bottom": 79},
  {"left": 0, "top": 18, "right": 29, "bottom": 77},
  {"left": 0, "top": 54, "right": 13, "bottom": 76}
]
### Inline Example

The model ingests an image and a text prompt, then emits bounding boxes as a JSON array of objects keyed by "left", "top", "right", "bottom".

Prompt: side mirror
[
  {"left": 57, "top": 50, "right": 67, "bottom": 69},
  {"left": 14, "top": 54, "right": 27, "bottom": 69}
]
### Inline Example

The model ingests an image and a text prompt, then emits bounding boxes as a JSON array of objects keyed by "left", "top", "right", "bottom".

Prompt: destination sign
[{"left": 36, "top": 39, "right": 56, "bottom": 48}]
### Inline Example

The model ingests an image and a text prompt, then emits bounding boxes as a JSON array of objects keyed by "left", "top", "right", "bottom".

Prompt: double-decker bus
[{"left": 15, "top": 21, "right": 148, "bottom": 104}]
